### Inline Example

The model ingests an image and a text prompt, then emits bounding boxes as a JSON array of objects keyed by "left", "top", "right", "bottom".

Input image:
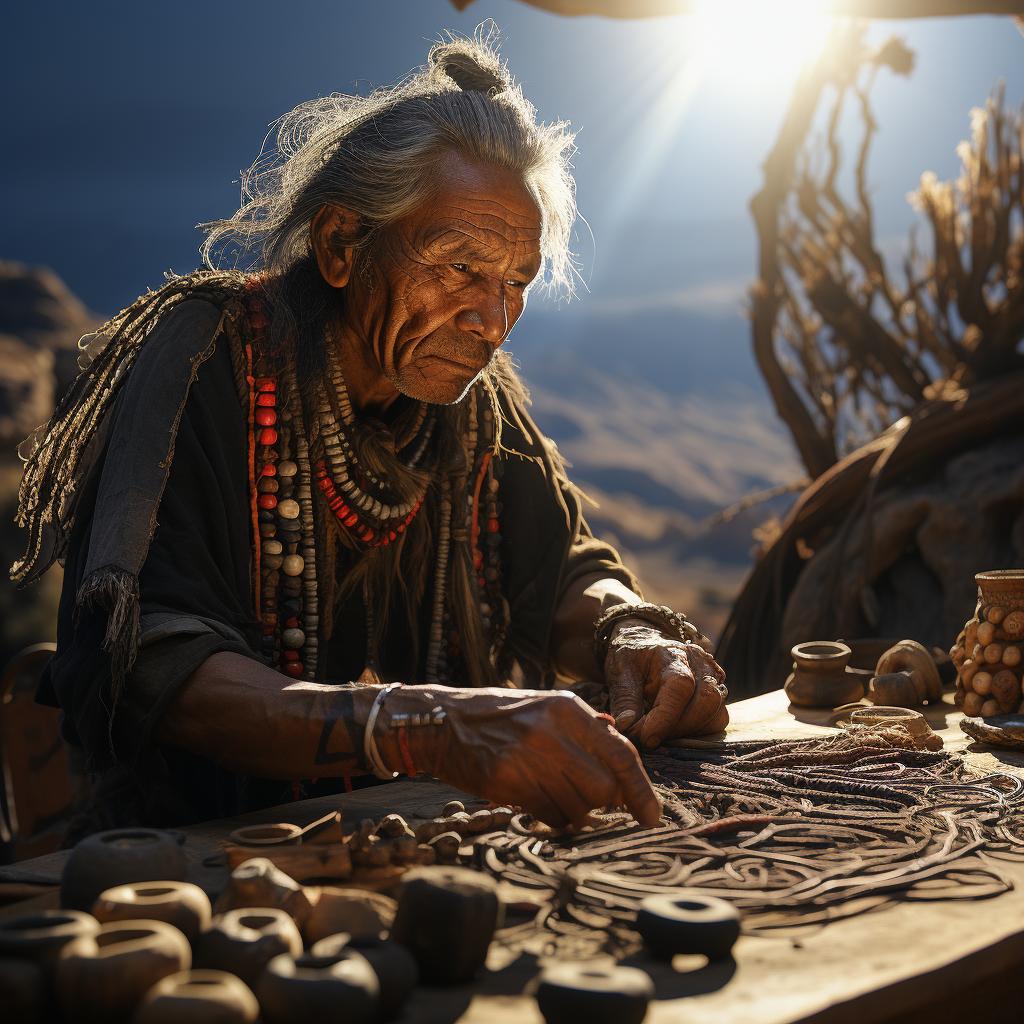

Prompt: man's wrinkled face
[{"left": 341, "top": 153, "right": 543, "bottom": 405}]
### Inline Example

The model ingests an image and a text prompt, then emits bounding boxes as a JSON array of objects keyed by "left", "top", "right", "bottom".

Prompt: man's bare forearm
[
  {"left": 153, "top": 652, "right": 382, "bottom": 779},
  {"left": 550, "top": 573, "right": 642, "bottom": 681}
]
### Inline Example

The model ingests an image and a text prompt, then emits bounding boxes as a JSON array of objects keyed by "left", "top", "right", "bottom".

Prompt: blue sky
[{"left": 2, "top": 1, "right": 1022, "bottom": 398}]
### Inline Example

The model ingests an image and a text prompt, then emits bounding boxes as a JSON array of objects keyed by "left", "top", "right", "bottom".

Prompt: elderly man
[{"left": 15, "top": 38, "right": 727, "bottom": 832}]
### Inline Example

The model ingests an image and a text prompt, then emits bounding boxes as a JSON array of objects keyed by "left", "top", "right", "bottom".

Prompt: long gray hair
[{"left": 201, "top": 29, "right": 578, "bottom": 296}]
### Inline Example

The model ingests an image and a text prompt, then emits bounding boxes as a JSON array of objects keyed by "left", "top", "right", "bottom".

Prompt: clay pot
[
  {"left": 784, "top": 642, "right": 864, "bottom": 707},
  {"left": 0, "top": 956, "right": 47, "bottom": 1023},
  {"left": 952, "top": 570, "right": 1024, "bottom": 719},
  {"left": 302, "top": 887, "right": 397, "bottom": 945},
  {"left": 310, "top": 932, "right": 418, "bottom": 1021},
  {"left": 635, "top": 893, "right": 740, "bottom": 960},
  {"left": 193, "top": 907, "right": 302, "bottom": 988},
  {"left": 54, "top": 919, "right": 191, "bottom": 1023},
  {"left": 534, "top": 964, "right": 654, "bottom": 1024},
  {"left": 92, "top": 881, "right": 211, "bottom": 943},
  {"left": 227, "top": 823, "right": 302, "bottom": 847},
  {"left": 60, "top": 829, "right": 188, "bottom": 912},
  {"left": 390, "top": 866, "right": 502, "bottom": 984},
  {"left": 256, "top": 952, "right": 379, "bottom": 1024},
  {"left": 0, "top": 908, "right": 99, "bottom": 971},
  {"left": 133, "top": 969, "right": 259, "bottom": 1024}
]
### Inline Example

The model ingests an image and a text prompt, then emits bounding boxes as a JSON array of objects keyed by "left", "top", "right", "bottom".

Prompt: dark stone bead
[
  {"left": 259, "top": 523, "right": 277, "bottom": 538},
  {"left": 257, "top": 477, "right": 279, "bottom": 494},
  {"left": 485, "top": 532, "right": 501, "bottom": 547},
  {"left": 281, "top": 599, "right": 301, "bottom": 617},
  {"left": 258, "top": 510, "right": 275, "bottom": 523}
]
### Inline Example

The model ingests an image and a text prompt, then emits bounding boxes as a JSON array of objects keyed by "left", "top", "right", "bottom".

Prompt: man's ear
[{"left": 311, "top": 204, "right": 360, "bottom": 288}]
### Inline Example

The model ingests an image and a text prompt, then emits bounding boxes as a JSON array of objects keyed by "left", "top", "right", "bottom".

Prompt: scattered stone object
[
  {"left": 310, "top": 932, "right": 418, "bottom": 1021},
  {"left": 213, "top": 858, "right": 314, "bottom": 927},
  {"left": 193, "top": 908, "right": 302, "bottom": 988},
  {"left": 959, "top": 713, "right": 1024, "bottom": 751},
  {"left": 133, "top": 969, "right": 259, "bottom": 1024},
  {"left": 534, "top": 963, "right": 654, "bottom": 1024},
  {"left": 303, "top": 887, "right": 397, "bottom": 944},
  {"left": 635, "top": 893, "right": 740, "bottom": 959},
  {"left": 868, "top": 640, "right": 943, "bottom": 707},
  {"left": 784, "top": 641, "right": 864, "bottom": 707},
  {"left": 952, "top": 570, "right": 1024, "bottom": 722},
  {"left": 92, "top": 881, "right": 211, "bottom": 942},
  {"left": 60, "top": 828, "right": 188, "bottom": 911},
  {"left": 54, "top": 919, "right": 191, "bottom": 1023},
  {"left": 390, "top": 866, "right": 502, "bottom": 984},
  {"left": 0, "top": 908, "right": 99, "bottom": 969},
  {"left": 256, "top": 950, "right": 379, "bottom": 1024}
]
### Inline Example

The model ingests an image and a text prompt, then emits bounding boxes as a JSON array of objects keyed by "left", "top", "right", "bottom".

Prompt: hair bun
[{"left": 432, "top": 45, "right": 506, "bottom": 95}]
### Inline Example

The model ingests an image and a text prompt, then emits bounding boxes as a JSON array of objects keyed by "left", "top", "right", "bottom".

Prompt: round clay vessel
[
  {"left": 227, "top": 823, "right": 302, "bottom": 847},
  {"left": 60, "top": 829, "right": 188, "bottom": 912},
  {"left": 193, "top": 907, "right": 302, "bottom": 988},
  {"left": 310, "top": 932, "right": 418, "bottom": 1020},
  {"left": 256, "top": 952, "right": 379, "bottom": 1024},
  {"left": 54, "top": 919, "right": 191, "bottom": 1023},
  {"left": 784, "top": 641, "right": 864, "bottom": 707},
  {"left": 0, "top": 908, "right": 100, "bottom": 970},
  {"left": 534, "top": 964, "right": 654, "bottom": 1024},
  {"left": 0, "top": 956, "right": 47, "bottom": 1023},
  {"left": 635, "top": 893, "right": 740, "bottom": 959},
  {"left": 133, "top": 969, "right": 259, "bottom": 1024},
  {"left": 390, "top": 866, "right": 502, "bottom": 984},
  {"left": 92, "top": 881, "right": 211, "bottom": 943},
  {"left": 976, "top": 569, "right": 1024, "bottom": 610}
]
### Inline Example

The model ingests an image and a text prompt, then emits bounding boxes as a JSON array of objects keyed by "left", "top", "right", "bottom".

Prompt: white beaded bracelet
[{"left": 364, "top": 683, "right": 401, "bottom": 780}]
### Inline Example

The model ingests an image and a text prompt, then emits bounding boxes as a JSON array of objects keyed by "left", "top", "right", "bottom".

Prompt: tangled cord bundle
[{"left": 476, "top": 731, "right": 1024, "bottom": 955}]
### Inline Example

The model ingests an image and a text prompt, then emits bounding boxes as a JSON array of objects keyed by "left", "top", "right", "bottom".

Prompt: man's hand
[
  {"left": 405, "top": 686, "right": 662, "bottom": 830},
  {"left": 604, "top": 622, "right": 728, "bottom": 749}
]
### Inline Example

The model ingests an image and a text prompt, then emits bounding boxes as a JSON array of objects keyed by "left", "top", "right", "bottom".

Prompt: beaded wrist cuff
[{"left": 592, "top": 602, "right": 706, "bottom": 663}]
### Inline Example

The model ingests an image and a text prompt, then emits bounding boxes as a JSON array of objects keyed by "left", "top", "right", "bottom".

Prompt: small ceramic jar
[
  {"left": 193, "top": 907, "right": 302, "bottom": 988},
  {"left": 54, "top": 919, "right": 191, "bottom": 1023},
  {"left": 256, "top": 952, "right": 379, "bottom": 1024},
  {"left": 0, "top": 908, "right": 100, "bottom": 971},
  {"left": 783, "top": 641, "right": 864, "bottom": 707},
  {"left": 133, "top": 969, "right": 259, "bottom": 1024},
  {"left": 309, "top": 932, "right": 418, "bottom": 1020},
  {"left": 92, "top": 881, "right": 211, "bottom": 943},
  {"left": 60, "top": 829, "right": 188, "bottom": 912}
]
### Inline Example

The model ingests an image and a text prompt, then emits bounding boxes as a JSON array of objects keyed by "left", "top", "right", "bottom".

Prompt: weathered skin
[{"left": 153, "top": 151, "right": 728, "bottom": 828}]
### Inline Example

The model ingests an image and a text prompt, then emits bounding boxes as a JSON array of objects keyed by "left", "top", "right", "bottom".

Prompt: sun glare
[{"left": 687, "top": 0, "right": 834, "bottom": 92}]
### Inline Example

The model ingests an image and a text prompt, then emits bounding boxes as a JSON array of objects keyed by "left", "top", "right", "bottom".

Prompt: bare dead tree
[{"left": 752, "top": 23, "right": 1024, "bottom": 476}]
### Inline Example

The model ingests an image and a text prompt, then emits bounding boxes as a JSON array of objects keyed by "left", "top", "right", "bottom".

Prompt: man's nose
[{"left": 455, "top": 285, "right": 507, "bottom": 348}]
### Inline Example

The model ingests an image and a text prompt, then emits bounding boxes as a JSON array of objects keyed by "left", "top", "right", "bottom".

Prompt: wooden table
[{"left": 3, "top": 689, "right": 1023, "bottom": 1024}]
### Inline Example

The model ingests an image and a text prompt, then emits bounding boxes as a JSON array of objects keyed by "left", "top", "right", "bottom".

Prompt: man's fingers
[
  {"left": 695, "top": 702, "right": 729, "bottom": 735},
  {"left": 635, "top": 670, "right": 697, "bottom": 749},
  {"left": 606, "top": 656, "right": 646, "bottom": 732},
  {"left": 590, "top": 725, "right": 662, "bottom": 828},
  {"left": 645, "top": 673, "right": 727, "bottom": 746}
]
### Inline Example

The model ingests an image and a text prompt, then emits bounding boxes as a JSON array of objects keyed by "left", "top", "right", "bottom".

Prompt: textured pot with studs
[
  {"left": 193, "top": 907, "right": 302, "bottom": 988},
  {"left": 534, "top": 964, "right": 654, "bottom": 1024},
  {"left": 390, "top": 866, "right": 502, "bottom": 984},
  {"left": 92, "top": 881, "right": 211, "bottom": 943},
  {"left": 952, "top": 570, "right": 1024, "bottom": 720},
  {"left": 257, "top": 951, "right": 380, "bottom": 1024},
  {"left": 54, "top": 919, "right": 191, "bottom": 1023},
  {"left": 784, "top": 642, "right": 864, "bottom": 707},
  {"left": 0, "top": 908, "right": 99, "bottom": 971},
  {"left": 60, "top": 829, "right": 188, "bottom": 912},
  {"left": 133, "top": 969, "right": 260, "bottom": 1024},
  {"left": 635, "top": 893, "right": 740, "bottom": 959},
  {"left": 310, "top": 932, "right": 418, "bottom": 1020}
]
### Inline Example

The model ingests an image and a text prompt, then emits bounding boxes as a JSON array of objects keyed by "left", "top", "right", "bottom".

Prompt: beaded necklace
[{"left": 243, "top": 282, "right": 505, "bottom": 686}]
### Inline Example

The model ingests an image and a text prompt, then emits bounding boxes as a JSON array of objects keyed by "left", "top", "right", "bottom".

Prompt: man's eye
[
  {"left": 506, "top": 279, "right": 527, "bottom": 289},
  {"left": 450, "top": 263, "right": 469, "bottom": 273}
]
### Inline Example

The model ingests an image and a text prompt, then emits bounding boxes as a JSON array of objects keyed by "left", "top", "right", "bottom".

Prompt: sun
[{"left": 686, "top": 0, "right": 834, "bottom": 93}]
